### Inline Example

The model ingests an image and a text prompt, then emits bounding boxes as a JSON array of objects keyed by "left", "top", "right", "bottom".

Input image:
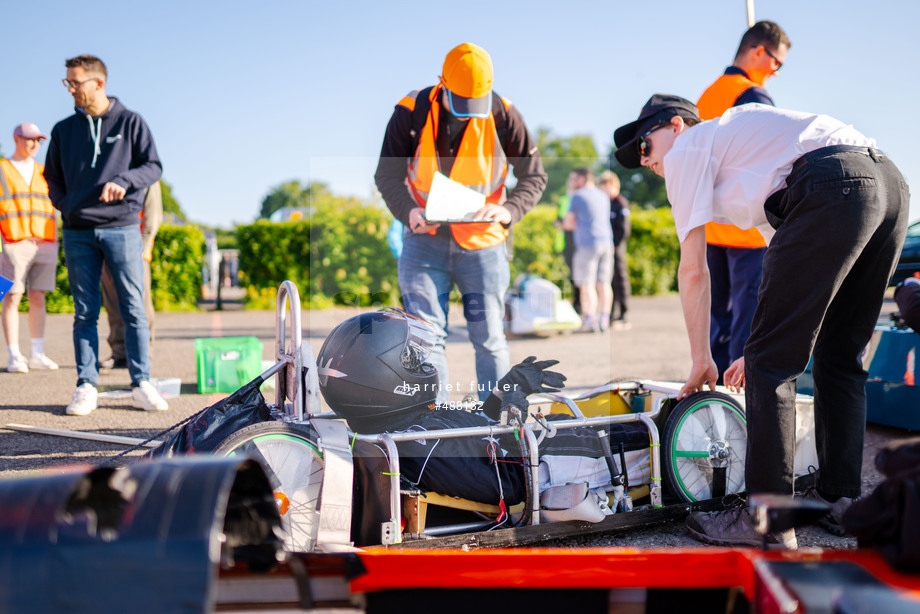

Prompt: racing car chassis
[{"left": 215, "top": 282, "right": 811, "bottom": 552}]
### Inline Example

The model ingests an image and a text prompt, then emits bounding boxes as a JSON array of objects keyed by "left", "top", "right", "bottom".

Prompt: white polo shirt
[{"left": 663, "top": 104, "right": 874, "bottom": 244}]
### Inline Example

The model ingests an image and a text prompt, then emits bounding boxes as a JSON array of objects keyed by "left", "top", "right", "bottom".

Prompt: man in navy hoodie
[{"left": 44, "top": 54, "right": 168, "bottom": 416}]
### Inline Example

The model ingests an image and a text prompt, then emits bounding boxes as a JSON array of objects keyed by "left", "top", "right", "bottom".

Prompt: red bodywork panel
[{"left": 351, "top": 547, "right": 920, "bottom": 602}]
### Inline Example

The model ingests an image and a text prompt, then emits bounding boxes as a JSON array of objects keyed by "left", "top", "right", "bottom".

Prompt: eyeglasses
[
  {"left": 637, "top": 122, "right": 669, "bottom": 159},
  {"left": 62, "top": 78, "right": 96, "bottom": 90},
  {"left": 762, "top": 46, "right": 783, "bottom": 72}
]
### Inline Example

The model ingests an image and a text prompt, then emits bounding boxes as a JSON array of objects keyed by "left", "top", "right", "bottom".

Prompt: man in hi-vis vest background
[
  {"left": 697, "top": 21, "right": 791, "bottom": 383},
  {"left": 0, "top": 123, "right": 60, "bottom": 374},
  {"left": 375, "top": 42, "right": 547, "bottom": 405}
]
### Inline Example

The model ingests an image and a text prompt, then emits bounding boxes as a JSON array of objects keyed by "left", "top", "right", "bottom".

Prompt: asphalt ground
[{"left": 0, "top": 289, "right": 913, "bottom": 549}]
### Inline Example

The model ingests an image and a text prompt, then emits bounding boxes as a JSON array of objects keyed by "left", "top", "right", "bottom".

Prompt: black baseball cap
[{"left": 614, "top": 94, "right": 700, "bottom": 169}]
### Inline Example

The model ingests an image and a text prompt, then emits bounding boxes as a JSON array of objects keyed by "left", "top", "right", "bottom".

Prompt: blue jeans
[
  {"left": 707, "top": 244, "right": 765, "bottom": 380},
  {"left": 63, "top": 226, "right": 150, "bottom": 387},
  {"left": 398, "top": 230, "right": 510, "bottom": 404}
]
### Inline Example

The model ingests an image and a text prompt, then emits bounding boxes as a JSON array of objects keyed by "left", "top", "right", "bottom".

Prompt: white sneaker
[
  {"left": 7, "top": 355, "right": 28, "bottom": 373},
  {"left": 66, "top": 383, "right": 98, "bottom": 416},
  {"left": 132, "top": 381, "right": 169, "bottom": 411},
  {"left": 28, "top": 353, "right": 59, "bottom": 371}
]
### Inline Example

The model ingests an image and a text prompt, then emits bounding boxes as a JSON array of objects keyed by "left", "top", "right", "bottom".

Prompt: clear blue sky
[{"left": 3, "top": 0, "right": 916, "bottom": 227}]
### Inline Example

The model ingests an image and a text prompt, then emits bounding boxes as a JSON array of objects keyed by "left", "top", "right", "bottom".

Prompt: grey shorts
[
  {"left": 572, "top": 244, "right": 614, "bottom": 287},
  {"left": 0, "top": 238, "right": 59, "bottom": 293}
]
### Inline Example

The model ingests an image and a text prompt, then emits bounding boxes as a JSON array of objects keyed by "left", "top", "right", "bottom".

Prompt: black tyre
[
  {"left": 662, "top": 392, "right": 747, "bottom": 502},
  {"left": 214, "top": 421, "right": 324, "bottom": 552}
]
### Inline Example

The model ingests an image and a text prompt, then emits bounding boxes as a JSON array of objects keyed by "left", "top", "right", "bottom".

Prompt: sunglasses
[
  {"left": 637, "top": 122, "right": 669, "bottom": 159},
  {"left": 763, "top": 46, "right": 783, "bottom": 72}
]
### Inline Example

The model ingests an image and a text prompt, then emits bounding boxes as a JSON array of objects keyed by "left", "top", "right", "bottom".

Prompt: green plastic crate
[{"left": 195, "top": 336, "right": 263, "bottom": 394}]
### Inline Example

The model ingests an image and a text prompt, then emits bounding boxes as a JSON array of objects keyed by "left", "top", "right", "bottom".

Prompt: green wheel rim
[
  {"left": 226, "top": 433, "right": 322, "bottom": 457},
  {"left": 226, "top": 429, "right": 324, "bottom": 552},
  {"left": 669, "top": 398, "right": 746, "bottom": 501}
]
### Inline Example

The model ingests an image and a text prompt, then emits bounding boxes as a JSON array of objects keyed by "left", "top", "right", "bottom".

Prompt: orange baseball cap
[{"left": 440, "top": 42, "right": 493, "bottom": 118}]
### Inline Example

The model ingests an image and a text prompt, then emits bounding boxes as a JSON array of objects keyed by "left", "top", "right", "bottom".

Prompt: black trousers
[
  {"left": 744, "top": 146, "right": 910, "bottom": 497},
  {"left": 611, "top": 241, "right": 630, "bottom": 319}
]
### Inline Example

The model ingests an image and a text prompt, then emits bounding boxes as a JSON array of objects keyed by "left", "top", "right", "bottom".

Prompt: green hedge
[
  {"left": 38, "top": 225, "right": 204, "bottom": 313},
  {"left": 628, "top": 206, "right": 680, "bottom": 295},
  {"left": 310, "top": 200, "right": 399, "bottom": 307},
  {"left": 150, "top": 226, "right": 206, "bottom": 311},
  {"left": 236, "top": 200, "right": 680, "bottom": 306},
  {"left": 237, "top": 219, "right": 313, "bottom": 309},
  {"left": 237, "top": 199, "right": 400, "bottom": 309},
  {"left": 509, "top": 205, "right": 570, "bottom": 286},
  {"left": 513, "top": 204, "right": 679, "bottom": 296},
  {"left": 45, "top": 246, "right": 74, "bottom": 313}
]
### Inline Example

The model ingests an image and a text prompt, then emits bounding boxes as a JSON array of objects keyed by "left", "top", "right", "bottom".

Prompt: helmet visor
[{"left": 381, "top": 307, "right": 436, "bottom": 371}]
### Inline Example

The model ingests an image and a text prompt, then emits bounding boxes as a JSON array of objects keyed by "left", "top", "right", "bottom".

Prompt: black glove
[
  {"left": 481, "top": 356, "right": 566, "bottom": 420},
  {"left": 500, "top": 356, "right": 566, "bottom": 396},
  {"left": 497, "top": 388, "right": 530, "bottom": 423}
]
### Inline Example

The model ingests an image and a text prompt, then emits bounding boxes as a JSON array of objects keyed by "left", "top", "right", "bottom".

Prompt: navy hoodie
[{"left": 44, "top": 97, "right": 162, "bottom": 229}]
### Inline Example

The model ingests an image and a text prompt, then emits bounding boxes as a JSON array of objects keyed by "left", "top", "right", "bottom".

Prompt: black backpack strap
[
  {"left": 491, "top": 91, "right": 511, "bottom": 148},
  {"left": 408, "top": 86, "right": 436, "bottom": 149}
]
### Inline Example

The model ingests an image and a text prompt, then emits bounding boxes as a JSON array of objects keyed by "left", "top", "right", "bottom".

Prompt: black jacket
[
  {"left": 610, "top": 194, "right": 631, "bottom": 246},
  {"left": 44, "top": 97, "right": 162, "bottom": 229}
]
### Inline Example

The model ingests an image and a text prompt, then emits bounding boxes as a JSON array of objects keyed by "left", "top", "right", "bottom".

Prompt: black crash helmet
[{"left": 317, "top": 307, "right": 439, "bottom": 431}]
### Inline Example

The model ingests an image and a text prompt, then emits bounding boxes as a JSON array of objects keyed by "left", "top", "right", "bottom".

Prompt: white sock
[
  {"left": 31, "top": 338, "right": 44, "bottom": 356},
  {"left": 8, "top": 344, "right": 22, "bottom": 361}
]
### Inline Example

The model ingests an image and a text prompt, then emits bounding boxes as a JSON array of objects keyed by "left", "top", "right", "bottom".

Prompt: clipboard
[
  {"left": 0, "top": 275, "right": 12, "bottom": 304},
  {"left": 424, "top": 172, "right": 487, "bottom": 223}
]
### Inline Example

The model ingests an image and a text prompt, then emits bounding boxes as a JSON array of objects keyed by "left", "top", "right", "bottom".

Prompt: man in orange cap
[{"left": 375, "top": 42, "right": 547, "bottom": 405}]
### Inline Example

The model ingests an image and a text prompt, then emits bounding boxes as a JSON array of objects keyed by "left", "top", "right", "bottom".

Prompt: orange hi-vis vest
[
  {"left": 0, "top": 159, "right": 56, "bottom": 243},
  {"left": 697, "top": 73, "right": 768, "bottom": 249},
  {"left": 400, "top": 85, "right": 510, "bottom": 250}
]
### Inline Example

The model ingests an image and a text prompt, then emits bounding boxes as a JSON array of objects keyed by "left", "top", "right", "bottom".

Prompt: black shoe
[
  {"left": 686, "top": 503, "right": 797, "bottom": 549},
  {"left": 800, "top": 488, "right": 855, "bottom": 536},
  {"left": 100, "top": 356, "right": 128, "bottom": 370}
]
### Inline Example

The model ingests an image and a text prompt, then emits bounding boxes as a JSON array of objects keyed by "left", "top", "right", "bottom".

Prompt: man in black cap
[{"left": 614, "top": 94, "right": 909, "bottom": 548}]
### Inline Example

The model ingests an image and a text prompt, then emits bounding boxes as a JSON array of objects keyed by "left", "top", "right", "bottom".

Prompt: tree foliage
[
  {"left": 259, "top": 181, "right": 332, "bottom": 220},
  {"left": 603, "top": 147, "right": 670, "bottom": 209},
  {"left": 159, "top": 180, "right": 187, "bottom": 222},
  {"left": 536, "top": 129, "right": 603, "bottom": 206},
  {"left": 213, "top": 227, "right": 238, "bottom": 249}
]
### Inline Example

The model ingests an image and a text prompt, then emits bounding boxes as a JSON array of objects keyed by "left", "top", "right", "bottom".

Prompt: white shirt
[
  {"left": 8, "top": 158, "right": 35, "bottom": 185},
  {"left": 664, "top": 104, "right": 875, "bottom": 244}
]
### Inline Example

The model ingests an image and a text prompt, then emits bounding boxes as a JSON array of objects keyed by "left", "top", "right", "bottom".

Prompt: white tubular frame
[
  {"left": 353, "top": 394, "right": 665, "bottom": 541},
  {"left": 275, "top": 280, "right": 304, "bottom": 422},
  {"left": 264, "top": 282, "right": 685, "bottom": 546}
]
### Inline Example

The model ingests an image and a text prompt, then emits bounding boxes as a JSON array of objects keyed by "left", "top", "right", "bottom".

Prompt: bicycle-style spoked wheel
[
  {"left": 662, "top": 392, "right": 747, "bottom": 502},
  {"left": 214, "top": 421, "right": 324, "bottom": 552}
]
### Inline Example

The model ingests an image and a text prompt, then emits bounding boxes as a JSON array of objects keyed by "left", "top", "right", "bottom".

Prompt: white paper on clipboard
[{"left": 424, "top": 171, "right": 486, "bottom": 222}]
